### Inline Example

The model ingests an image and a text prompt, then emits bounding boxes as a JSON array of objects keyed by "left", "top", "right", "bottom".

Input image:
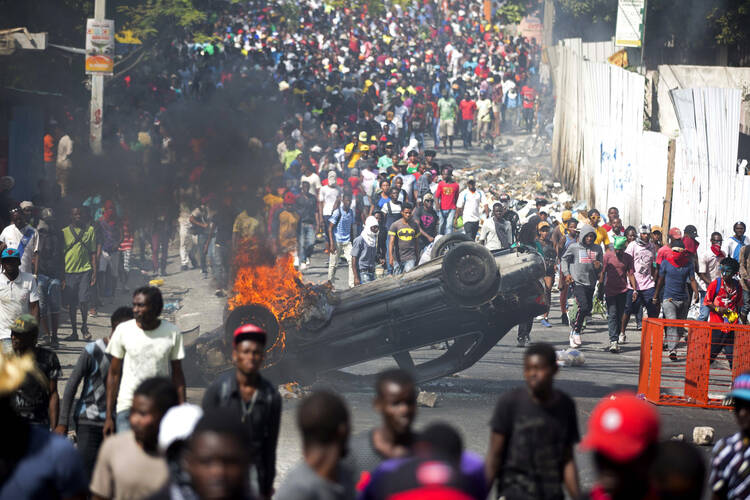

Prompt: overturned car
[{"left": 185, "top": 235, "right": 547, "bottom": 385}]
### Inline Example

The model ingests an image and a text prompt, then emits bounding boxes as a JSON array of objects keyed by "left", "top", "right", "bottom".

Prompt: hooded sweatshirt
[{"left": 561, "top": 224, "right": 603, "bottom": 286}]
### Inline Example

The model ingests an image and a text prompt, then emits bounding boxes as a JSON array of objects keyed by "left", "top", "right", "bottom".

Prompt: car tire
[
  {"left": 441, "top": 242, "right": 500, "bottom": 305},
  {"left": 224, "top": 304, "right": 280, "bottom": 350},
  {"left": 430, "top": 232, "right": 473, "bottom": 259}
]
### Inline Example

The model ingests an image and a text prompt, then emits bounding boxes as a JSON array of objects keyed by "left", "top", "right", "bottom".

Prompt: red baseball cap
[
  {"left": 668, "top": 227, "right": 682, "bottom": 240},
  {"left": 233, "top": 323, "right": 267, "bottom": 345},
  {"left": 580, "top": 392, "right": 659, "bottom": 463}
]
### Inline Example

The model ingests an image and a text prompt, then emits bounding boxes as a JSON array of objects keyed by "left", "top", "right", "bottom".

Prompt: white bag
[{"left": 686, "top": 302, "right": 701, "bottom": 321}]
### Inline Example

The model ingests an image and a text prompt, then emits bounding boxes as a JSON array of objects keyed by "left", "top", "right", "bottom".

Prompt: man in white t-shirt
[
  {"left": 0, "top": 206, "right": 39, "bottom": 275},
  {"left": 0, "top": 248, "right": 39, "bottom": 351},
  {"left": 104, "top": 286, "right": 185, "bottom": 436},
  {"left": 476, "top": 92, "right": 493, "bottom": 144},
  {"left": 456, "top": 179, "right": 488, "bottom": 240},
  {"left": 300, "top": 164, "right": 321, "bottom": 196},
  {"left": 319, "top": 171, "right": 341, "bottom": 244}
]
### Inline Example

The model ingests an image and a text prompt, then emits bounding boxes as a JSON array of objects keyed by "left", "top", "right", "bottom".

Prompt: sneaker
[
  {"left": 619, "top": 333, "right": 626, "bottom": 344},
  {"left": 561, "top": 314, "right": 569, "bottom": 326},
  {"left": 305, "top": 258, "right": 311, "bottom": 266},
  {"left": 669, "top": 350, "right": 678, "bottom": 362},
  {"left": 609, "top": 341, "right": 619, "bottom": 353},
  {"left": 517, "top": 337, "right": 527, "bottom": 347},
  {"left": 81, "top": 326, "right": 91, "bottom": 340},
  {"left": 636, "top": 322, "right": 642, "bottom": 330},
  {"left": 540, "top": 318, "right": 552, "bottom": 328},
  {"left": 63, "top": 333, "right": 79, "bottom": 342},
  {"left": 299, "top": 263, "right": 308, "bottom": 271},
  {"left": 572, "top": 333, "right": 582, "bottom": 346}
]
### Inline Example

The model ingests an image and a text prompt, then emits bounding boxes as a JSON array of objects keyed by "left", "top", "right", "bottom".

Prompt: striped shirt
[
  {"left": 710, "top": 431, "right": 750, "bottom": 499},
  {"left": 59, "top": 339, "right": 110, "bottom": 427}
]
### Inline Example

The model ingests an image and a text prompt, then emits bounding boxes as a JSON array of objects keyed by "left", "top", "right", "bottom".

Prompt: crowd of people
[{"left": 2, "top": 291, "right": 749, "bottom": 499}]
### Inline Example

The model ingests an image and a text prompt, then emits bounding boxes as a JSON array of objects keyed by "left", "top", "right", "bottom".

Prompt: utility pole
[{"left": 89, "top": 0, "right": 105, "bottom": 155}]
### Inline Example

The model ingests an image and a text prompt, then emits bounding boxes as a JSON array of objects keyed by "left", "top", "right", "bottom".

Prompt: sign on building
[
  {"left": 615, "top": 0, "right": 646, "bottom": 48},
  {"left": 85, "top": 19, "right": 114, "bottom": 74}
]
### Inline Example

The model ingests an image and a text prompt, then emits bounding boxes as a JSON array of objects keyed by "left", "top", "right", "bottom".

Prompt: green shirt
[
  {"left": 62, "top": 225, "right": 96, "bottom": 274},
  {"left": 282, "top": 149, "right": 302, "bottom": 170},
  {"left": 437, "top": 97, "right": 457, "bottom": 122}
]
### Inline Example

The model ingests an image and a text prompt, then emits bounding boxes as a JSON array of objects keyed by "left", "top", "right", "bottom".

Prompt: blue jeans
[
  {"left": 116, "top": 410, "right": 131, "bottom": 433},
  {"left": 359, "top": 269, "right": 375, "bottom": 284},
  {"left": 393, "top": 259, "right": 416, "bottom": 275},
  {"left": 299, "top": 223, "right": 316, "bottom": 262},
  {"left": 698, "top": 291, "right": 710, "bottom": 321},
  {"left": 438, "top": 209, "right": 456, "bottom": 235}
]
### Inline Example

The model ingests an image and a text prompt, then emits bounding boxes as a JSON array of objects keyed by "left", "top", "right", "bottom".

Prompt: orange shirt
[{"left": 43, "top": 134, "right": 55, "bottom": 162}]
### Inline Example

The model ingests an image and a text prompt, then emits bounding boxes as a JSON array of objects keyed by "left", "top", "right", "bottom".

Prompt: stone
[
  {"left": 670, "top": 434, "right": 685, "bottom": 441},
  {"left": 692, "top": 426, "right": 715, "bottom": 446},
  {"left": 417, "top": 391, "right": 438, "bottom": 407}
]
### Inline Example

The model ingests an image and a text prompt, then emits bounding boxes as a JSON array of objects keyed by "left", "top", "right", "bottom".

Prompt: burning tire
[
  {"left": 224, "top": 304, "right": 280, "bottom": 350},
  {"left": 441, "top": 243, "right": 500, "bottom": 305},
  {"left": 430, "top": 232, "right": 473, "bottom": 259}
]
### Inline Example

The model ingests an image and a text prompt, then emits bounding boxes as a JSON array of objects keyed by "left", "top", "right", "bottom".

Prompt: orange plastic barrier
[{"left": 638, "top": 318, "right": 750, "bottom": 409}]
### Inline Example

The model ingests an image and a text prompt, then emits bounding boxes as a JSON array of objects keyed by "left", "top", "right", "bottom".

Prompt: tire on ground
[
  {"left": 430, "top": 232, "right": 473, "bottom": 259},
  {"left": 441, "top": 242, "right": 500, "bottom": 306}
]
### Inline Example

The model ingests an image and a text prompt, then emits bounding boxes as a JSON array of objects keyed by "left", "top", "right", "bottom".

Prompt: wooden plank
[{"left": 661, "top": 138, "right": 676, "bottom": 231}]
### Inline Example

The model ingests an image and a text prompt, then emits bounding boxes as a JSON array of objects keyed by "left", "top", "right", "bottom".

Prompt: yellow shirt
[
  {"left": 594, "top": 226, "right": 610, "bottom": 247},
  {"left": 345, "top": 142, "right": 361, "bottom": 168},
  {"left": 232, "top": 211, "right": 261, "bottom": 240}
]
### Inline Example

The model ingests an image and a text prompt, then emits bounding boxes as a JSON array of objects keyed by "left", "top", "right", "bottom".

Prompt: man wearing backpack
[
  {"left": 202, "top": 324, "right": 281, "bottom": 500},
  {"left": 62, "top": 206, "right": 97, "bottom": 341}
]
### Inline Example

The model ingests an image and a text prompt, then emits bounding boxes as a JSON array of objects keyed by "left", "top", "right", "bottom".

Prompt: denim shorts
[{"left": 37, "top": 274, "right": 62, "bottom": 315}]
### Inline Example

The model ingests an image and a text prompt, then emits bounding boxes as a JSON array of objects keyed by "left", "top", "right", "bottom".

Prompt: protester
[
  {"left": 91, "top": 377, "right": 179, "bottom": 499},
  {"left": 0, "top": 351, "right": 87, "bottom": 499},
  {"left": 652, "top": 441, "right": 705, "bottom": 500},
  {"left": 202, "top": 323, "right": 281, "bottom": 499},
  {"left": 704, "top": 258, "right": 744, "bottom": 368},
  {"left": 485, "top": 343, "right": 580, "bottom": 500},
  {"left": 435, "top": 168, "right": 459, "bottom": 235},
  {"left": 36, "top": 207, "right": 64, "bottom": 347},
  {"left": 653, "top": 240, "right": 700, "bottom": 361},
  {"left": 536, "top": 221, "right": 556, "bottom": 328},
  {"left": 580, "top": 392, "right": 660, "bottom": 500},
  {"left": 710, "top": 372, "right": 750, "bottom": 500},
  {"left": 598, "top": 235, "right": 637, "bottom": 353},
  {"left": 456, "top": 179, "right": 487, "bottom": 240},
  {"left": 479, "top": 202, "right": 513, "bottom": 250},
  {"left": 62, "top": 207, "right": 97, "bottom": 342},
  {"left": 622, "top": 224, "right": 658, "bottom": 335},
  {"left": 351, "top": 216, "right": 380, "bottom": 285},
  {"left": 328, "top": 193, "right": 356, "bottom": 288},
  {"left": 349, "top": 369, "right": 417, "bottom": 486},
  {"left": 104, "top": 286, "right": 186, "bottom": 435},
  {"left": 561, "top": 225, "right": 603, "bottom": 348},
  {"left": 275, "top": 391, "right": 355, "bottom": 500},
  {"left": 723, "top": 222, "right": 750, "bottom": 261},
  {"left": 0, "top": 248, "right": 40, "bottom": 353},
  {"left": 56, "top": 306, "right": 133, "bottom": 479},
  {"left": 388, "top": 202, "right": 419, "bottom": 275},
  {"left": 363, "top": 422, "right": 486, "bottom": 500},
  {"left": 0, "top": 206, "right": 39, "bottom": 275}
]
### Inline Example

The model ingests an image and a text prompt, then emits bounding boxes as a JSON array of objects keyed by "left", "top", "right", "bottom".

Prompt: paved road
[{"left": 52, "top": 132, "right": 733, "bottom": 493}]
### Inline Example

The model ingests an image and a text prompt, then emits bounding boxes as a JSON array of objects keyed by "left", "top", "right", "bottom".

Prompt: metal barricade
[{"left": 638, "top": 318, "right": 750, "bottom": 409}]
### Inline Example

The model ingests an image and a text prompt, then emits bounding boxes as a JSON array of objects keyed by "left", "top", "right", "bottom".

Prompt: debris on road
[
  {"left": 557, "top": 349, "right": 586, "bottom": 367},
  {"left": 692, "top": 426, "right": 715, "bottom": 445},
  {"left": 278, "top": 382, "right": 309, "bottom": 400},
  {"left": 417, "top": 391, "right": 439, "bottom": 408}
]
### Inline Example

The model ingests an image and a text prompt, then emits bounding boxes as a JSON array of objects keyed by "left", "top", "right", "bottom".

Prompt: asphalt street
[{"left": 51, "top": 133, "right": 735, "bottom": 495}]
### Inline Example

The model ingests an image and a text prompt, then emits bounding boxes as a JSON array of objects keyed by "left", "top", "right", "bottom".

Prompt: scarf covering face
[
  {"left": 363, "top": 216, "right": 379, "bottom": 247},
  {"left": 711, "top": 244, "right": 725, "bottom": 258}
]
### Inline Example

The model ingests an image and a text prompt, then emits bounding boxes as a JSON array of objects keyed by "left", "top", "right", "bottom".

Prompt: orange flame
[{"left": 228, "top": 239, "right": 308, "bottom": 354}]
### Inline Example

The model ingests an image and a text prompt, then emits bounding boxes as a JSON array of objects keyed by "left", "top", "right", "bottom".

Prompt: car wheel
[
  {"left": 430, "top": 232, "right": 473, "bottom": 259},
  {"left": 441, "top": 242, "right": 500, "bottom": 305},
  {"left": 224, "top": 304, "right": 281, "bottom": 351}
]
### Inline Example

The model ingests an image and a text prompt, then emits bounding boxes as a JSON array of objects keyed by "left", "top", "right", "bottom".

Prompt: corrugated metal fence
[{"left": 550, "top": 40, "right": 742, "bottom": 237}]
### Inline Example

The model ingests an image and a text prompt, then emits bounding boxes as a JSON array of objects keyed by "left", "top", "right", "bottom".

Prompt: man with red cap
[
  {"left": 202, "top": 324, "right": 281, "bottom": 499},
  {"left": 580, "top": 392, "right": 660, "bottom": 500}
]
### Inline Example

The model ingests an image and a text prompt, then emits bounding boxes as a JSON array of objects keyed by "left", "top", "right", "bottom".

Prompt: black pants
[
  {"left": 710, "top": 329, "right": 735, "bottom": 368},
  {"left": 463, "top": 221, "right": 479, "bottom": 240},
  {"left": 77, "top": 423, "right": 104, "bottom": 481},
  {"left": 573, "top": 284, "right": 596, "bottom": 333},
  {"left": 606, "top": 293, "right": 627, "bottom": 341}
]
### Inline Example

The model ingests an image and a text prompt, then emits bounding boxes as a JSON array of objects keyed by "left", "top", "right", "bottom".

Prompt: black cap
[{"left": 684, "top": 225, "right": 698, "bottom": 237}]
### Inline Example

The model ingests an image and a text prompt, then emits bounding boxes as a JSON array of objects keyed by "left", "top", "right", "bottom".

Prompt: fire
[{"left": 227, "top": 239, "right": 307, "bottom": 353}]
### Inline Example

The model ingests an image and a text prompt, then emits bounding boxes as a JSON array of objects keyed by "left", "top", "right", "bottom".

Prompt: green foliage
[
  {"left": 496, "top": 2, "right": 527, "bottom": 24},
  {"left": 708, "top": 0, "right": 750, "bottom": 46},
  {"left": 116, "top": 0, "right": 206, "bottom": 41}
]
